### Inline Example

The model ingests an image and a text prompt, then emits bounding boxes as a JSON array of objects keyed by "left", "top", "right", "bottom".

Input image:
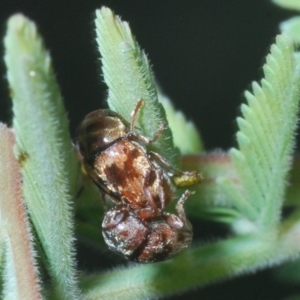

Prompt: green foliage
[
  {"left": 272, "top": 0, "right": 300, "bottom": 10},
  {"left": 274, "top": 1, "right": 300, "bottom": 64},
  {"left": 158, "top": 91, "right": 204, "bottom": 155},
  {"left": 280, "top": 17, "right": 300, "bottom": 43},
  {"left": 95, "top": 7, "right": 179, "bottom": 164},
  {"left": 1, "top": 4, "right": 300, "bottom": 300},
  {"left": 4, "top": 15, "right": 80, "bottom": 299},
  {"left": 0, "top": 125, "right": 41, "bottom": 300},
  {"left": 224, "top": 35, "right": 300, "bottom": 230}
]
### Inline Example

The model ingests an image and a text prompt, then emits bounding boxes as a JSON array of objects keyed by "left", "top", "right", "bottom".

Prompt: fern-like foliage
[{"left": 226, "top": 35, "right": 300, "bottom": 230}]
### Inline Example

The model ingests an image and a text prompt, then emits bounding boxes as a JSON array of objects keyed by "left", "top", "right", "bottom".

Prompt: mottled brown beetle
[
  {"left": 78, "top": 100, "right": 201, "bottom": 219},
  {"left": 102, "top": 190, "right": 193, "bottom": 263}
]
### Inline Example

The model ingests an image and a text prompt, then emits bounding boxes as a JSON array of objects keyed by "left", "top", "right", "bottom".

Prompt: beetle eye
[
  {"left": 103, "top": 208, "right": 128, "bottom": 230},
  {"left": 113, "top": 210, "right": 126, "bottom": 224}
]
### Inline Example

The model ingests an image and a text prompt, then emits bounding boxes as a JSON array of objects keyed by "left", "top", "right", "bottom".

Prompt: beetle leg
[
  {"left": 100, "top": 191, "right": 108, "bottom": 212},
  {"left": 155, "top": 167, "right": 166, "bottom": 211},
  {"left": 130, "top": 99, "right": 144, "bottom": 132},
  {"left": 128, "top": 99, "right": 167, "bottom": 144},
  {"left": 141, "top": 169, "right": 162, "bottom": 218},
  {"left": 149, "top": 151, "right": 202, "bottom": 187},
  {"left": 126, "top": 121, "right": 166, "bottom": 145},
  {"left": 175, "top": 190, "right": 194, "bottom": 223},
  {"left": 148, "top": 121, "right": 167, "bottom": 144}
]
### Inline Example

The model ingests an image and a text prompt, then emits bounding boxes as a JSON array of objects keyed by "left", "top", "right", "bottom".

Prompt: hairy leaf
[
  {"left": 95, "top": 7, "right": 178, "bottom": 164},
  {"left": 4, "top": 15, "right": 80, "bottom": 299},
  {"left": 0, "top": 124, "right": 42, "bottom": 300},
  {"left": 80, "top": 214, "right": 300, "bottom": 300},
  {"left": 158, "top": 92, "right": 204, "bottom": 155},
  {"left": 227, "top": 35, "right": 300, "bottom": 228}
]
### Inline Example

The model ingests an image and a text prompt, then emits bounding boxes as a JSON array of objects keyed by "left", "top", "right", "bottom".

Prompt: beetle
[
  {"left": 102, "top": 190, "right": 193, "bottom": 263},
  {"left": 77, "top": 100, "right": 201, "bottom": 219}
]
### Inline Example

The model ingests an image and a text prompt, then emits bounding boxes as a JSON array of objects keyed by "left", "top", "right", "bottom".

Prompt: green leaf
[
  {"left": 280, "top": 17, "right": 300, "bottom": 43},
  {"left": 285, "top": 157, "right": 300, "bottom": 206},
  {"left": 0, "top": 124, "right": 42, "bottom": 300},
  {"left": 75, "top": 180, "right": 105, "bottom": 248},
  {"left": 227, "top": 35, "right": 300, "bottom": 228},
  {"left": 79, "top": 209, "right": 300, "bottom": 299},
  {"left": 80, "top": 234, "right": 270, "bottom": 300},
  {"left": 182, "top": 150, "right": 260, "bottom": 225},
  {"left": 181, "top": 153, "right": 300, "bottom": 211},
  {"left": 272, "top": 0, "right": 300, "bottom": 11},
  {"left": 4, "top": 15, "right": 80, "bottom": 299},
  {"left": 80, "top": 217, "right": 300, "bottom": 300},
  {"left": 181, "top": 152, "right": 237, "bottom": 208},
  {"left": 158, "top": 92, "right": 204, "bottom": 155},
  {"left": 95, "top": 7, "right": 178, "bottom": 164}
]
